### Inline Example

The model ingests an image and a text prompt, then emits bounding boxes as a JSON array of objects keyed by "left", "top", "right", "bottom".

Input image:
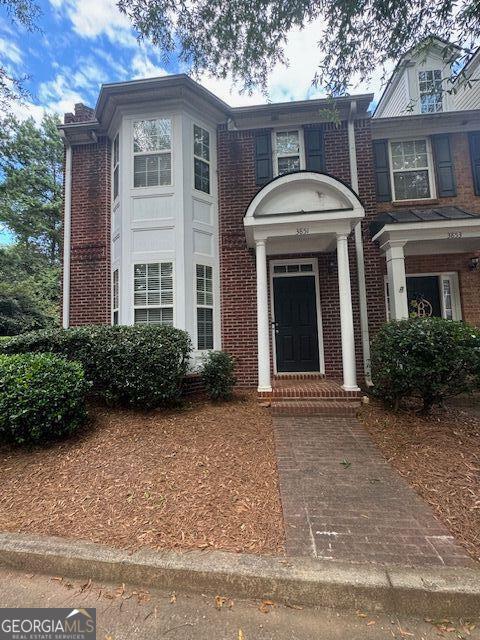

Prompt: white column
[
  {"left": 385, "top": 243, "right": 408, "bottom": 320},
  {"left": 256, "top": 240, "right": 271, "bottom": 392},
  {"left": 336, "top": 233, "right": 359, "bottom": 391}
]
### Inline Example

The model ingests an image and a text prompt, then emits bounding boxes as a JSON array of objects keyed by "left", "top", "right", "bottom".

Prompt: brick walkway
[{"left": 274, "top": 416, "right": 474, "bottom": 567}]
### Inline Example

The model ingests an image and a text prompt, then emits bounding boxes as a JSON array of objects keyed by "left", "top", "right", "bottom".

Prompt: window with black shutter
[{"left": 469, "top": 131, "right": 480, "bottom": 196}]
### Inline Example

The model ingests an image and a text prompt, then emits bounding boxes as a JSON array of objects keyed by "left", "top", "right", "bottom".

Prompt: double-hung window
[
  {"left": 389, "top": 139, "right": 433, "bottom": 201},
  {"left": 194, "top": 125, "right": 210, "bottom": 193},
  {"left": 112, "top": 269, "right": 119, "bottom": 325},
  {"left": 134, "top": 262, "right": 174, "bottom": 325},
  {"left": 274, "top": 130, "right": 301, "bottom": 175},
  {"left": 112, "top": 133, "right": 119, "bottom": 200},
  {"left": 196, "top": 264, "right": 213, "bottom": 350},
  {"left": 419, "top": 70, "right": 443, "bottom": 114},
  {"left": 133, "top": 119, "right": 172, "bottom": 188}
]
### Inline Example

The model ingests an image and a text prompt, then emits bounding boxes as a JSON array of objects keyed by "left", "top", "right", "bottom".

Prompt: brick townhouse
[{"left": 60, "top": 37, "right": 480, "bottom": 413}]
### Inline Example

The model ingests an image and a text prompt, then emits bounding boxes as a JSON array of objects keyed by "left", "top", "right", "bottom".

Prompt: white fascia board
[{"left": 373, "top": 218, "right": 480, "bottom": 247}]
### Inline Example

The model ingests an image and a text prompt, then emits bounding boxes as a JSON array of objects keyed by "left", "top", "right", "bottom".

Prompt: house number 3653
[{"left": 296, "top": 227, "right": 310, "bottom": 235}]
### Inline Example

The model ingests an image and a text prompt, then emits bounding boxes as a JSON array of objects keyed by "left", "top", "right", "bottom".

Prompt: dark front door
[
  {"left": 406, "top": 276, "right": 442, "bottom": 318},
  {"left": 273, "top": 275, "right": 320, "bottom": 372}
]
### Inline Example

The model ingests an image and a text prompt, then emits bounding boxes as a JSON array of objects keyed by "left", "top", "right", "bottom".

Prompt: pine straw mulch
[
  {"left": 0, "top": 394, "right": 285, "bottom": 556},
  {"left": 359, "top": 399, "right": 480, "bottom": 563}
]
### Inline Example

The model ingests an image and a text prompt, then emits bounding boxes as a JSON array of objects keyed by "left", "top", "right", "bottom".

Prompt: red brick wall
[
  {"left": 217, "top": 120, "right": 378, "bottom": 387},
  {"left": 67, "top": 138, "right": 111, "bottom": 326}
]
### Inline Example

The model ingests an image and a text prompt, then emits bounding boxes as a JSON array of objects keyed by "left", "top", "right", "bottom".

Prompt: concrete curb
[{"left": 0, "top": 533, "right": 479, "bottom": 617}]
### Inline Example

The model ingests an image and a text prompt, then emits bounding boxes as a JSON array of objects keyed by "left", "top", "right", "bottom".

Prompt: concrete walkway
[{"left": 273, "top": 416, "right": 474, "bottom": 567}]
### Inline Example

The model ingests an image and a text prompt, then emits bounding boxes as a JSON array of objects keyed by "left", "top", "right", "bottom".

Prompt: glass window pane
[
  {"left": 134, "top": 119, "right": 171, "bottom": 152},
  {"left": 197, "top": 307, "right": 213, "bottom": 350},
  {"left": 194, "top": 158, "right": 210, "bottom": 193},
  {"left": 276, "top": 131, "right": 299, "bottom": 154},
  {"left": 278, "top": 156, "right": 300, "bottom": 175},
  {"left": 194, "top": 125, "right": 210, "bottom": 161},
  {"left": 113, "top": 166, "right": 119, "bottom": 199},
  {"left": 393, "top": 170, "right": 430, "bottom": 200}
]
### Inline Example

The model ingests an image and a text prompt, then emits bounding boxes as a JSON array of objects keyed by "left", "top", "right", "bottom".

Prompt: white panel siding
[
  {"left": 380, "top": 73, "right": 410, "bottom": 117},
  {"left": 132, "top": 195, "right": 175, "bottom": 220},
  {"left": 132, "top": 227, "right": 175, "bottom": 252},
  {"left": 193, "top": 198, "right": 212, "bottom": 224},
  {"left": 454, "top": 62, "right": 480, "bottom": 111},
  {"left": 193, "top": 230, "right": 213, "bottom": 256}
]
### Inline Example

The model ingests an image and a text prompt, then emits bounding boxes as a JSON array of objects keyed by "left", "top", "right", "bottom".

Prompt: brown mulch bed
[
  {"left": 359, "top": 399, "right": 480, "bottom": 563},
  {"left": 0, "top": 394, "right": 285, "bottom": 555}
]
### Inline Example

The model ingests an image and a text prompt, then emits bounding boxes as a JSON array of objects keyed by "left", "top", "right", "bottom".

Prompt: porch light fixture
[{"left": 468, "top": 257, "right": 480, "bottom": 272}]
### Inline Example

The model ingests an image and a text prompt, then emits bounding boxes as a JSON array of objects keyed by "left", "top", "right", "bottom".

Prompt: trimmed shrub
[
  {"left": 201, "top": 351, "right": 236, "bottom": 400},
  {"left": 0, "top": 353, "right": 89, "bottom": 444},
  {"left": 1, "top": 325, "right": 192, "bottom": 409},
  {"left": 371, "top": 317, "right": 480, "bottom": 412}
]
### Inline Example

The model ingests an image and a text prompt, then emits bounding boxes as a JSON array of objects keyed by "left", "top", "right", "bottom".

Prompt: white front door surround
[
  {"left": 372, "top": 218, "right": 480, "bottom": 320},
  {"left": 245, "top": 172, "right": 364, "bottom": 393}
]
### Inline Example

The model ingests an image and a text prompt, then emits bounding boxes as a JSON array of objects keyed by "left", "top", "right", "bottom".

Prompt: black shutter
[
  {"left": 254, "top": 131, "right": 273, "bottom": 186},
  {"left": 372, "top": 139, "right": 392, "bottom": 202},
  {"left": 469, "top": 131, "right": 480, "bottom": 196},
  {"left": 432, "top": 134, "right": 457, "bottom": 197},
  {"left": 304, "top": 126, "right": 325, "bottom": 171}
]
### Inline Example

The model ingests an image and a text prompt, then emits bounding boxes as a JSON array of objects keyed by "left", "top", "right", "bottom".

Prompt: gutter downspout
[
  {"left": 61, "top": 132, "right": 72, "bottom": 329},
  {"left": 348, "top": 102, "right": 372, "bottom": 386}
]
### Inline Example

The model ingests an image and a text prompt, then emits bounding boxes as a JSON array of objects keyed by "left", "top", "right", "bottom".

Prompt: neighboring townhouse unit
[{"left": 60, "top": 39, "right": 480, "bottom": 408}]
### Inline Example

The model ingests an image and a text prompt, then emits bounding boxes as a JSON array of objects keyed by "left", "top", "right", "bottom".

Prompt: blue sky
[{"left": 0, "top": 0, "right": 387, "bottom": 244}]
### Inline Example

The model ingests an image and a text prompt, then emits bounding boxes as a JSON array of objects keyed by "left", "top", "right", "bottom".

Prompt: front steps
[{"left": 268, "top": 376, "right": 362, "bottom": 417}]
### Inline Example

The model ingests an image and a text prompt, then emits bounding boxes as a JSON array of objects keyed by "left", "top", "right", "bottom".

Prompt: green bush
[
  {"left": 201, "top": 351, "right": 236, "bottom": 400},
  {"left": 371, "top": 317, "right": 480, "bottom": 412},
  {"left": 1, "top": 325, "right": 192, "bottom": 409},
  {"left": 0, "top": 353, "right": 89, "bottom": 445}
]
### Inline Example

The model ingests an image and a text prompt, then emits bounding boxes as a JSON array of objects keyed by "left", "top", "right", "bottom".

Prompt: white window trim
[
  {"left": 418, "top": 69, "right": 444, "bottom": 114},
  {"left": 193, "top": 124, "right": 211, "bottom": 195},
  {"left": 133, "top": 260, "right": 175, "bottom": 325},
  {"left": 384, "top": 272, "right": 462, "bottom": 321},
  {"left": 132, "top": 118, "right": 173, "bottom": 189},
  {"left": 194, "top": 263, "right": 214, "bottom": 352},
  {"left": 272, "top": 128, "right": 306, "bottom": 177},
  {"left": 269, "top": 258, "right": 324, "bottom": 375},
  {"left": 388, "top": 137, "right": 436, "bottom": 202}
]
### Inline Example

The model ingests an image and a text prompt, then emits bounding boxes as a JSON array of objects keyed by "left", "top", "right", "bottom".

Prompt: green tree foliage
[
  {"left": 118, "top": 0, "right": 479, "bottom": 94},
  {"left": 0, "top": 114, "right": 63, "bottom": 333},
  {"left": 0, "top": 114, "right": 63, "bottom": 262},
  {"left": 0, "top": 1, "right": 41, "bottom": 109}
]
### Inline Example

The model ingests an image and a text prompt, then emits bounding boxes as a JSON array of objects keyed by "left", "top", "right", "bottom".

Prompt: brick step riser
[
  {"left": 271, "top": 406, "right": 359, "bottom": 417},
  {"left": 273, "top": 374, "right": 325, "bottom": 381},
  {"left": 272, "top": 395, "right": 360, "bottom": 402}
]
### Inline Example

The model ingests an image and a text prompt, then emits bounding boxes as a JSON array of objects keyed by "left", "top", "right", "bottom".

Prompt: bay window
[
  {"left": 390, "top": 139, "right": 434, "bottom": 201},
  {"left": 134, "top": 262, "right": 173, "bottom": 325},
  {"left": 133, "top": 118, "right": 172, "bottom": 188}
]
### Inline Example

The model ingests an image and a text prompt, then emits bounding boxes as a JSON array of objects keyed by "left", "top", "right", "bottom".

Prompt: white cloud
[
  {"left": 131, "top": 51, "right": 169, "bottom": 79},
  {"left": 0, "top": 36, "right": 23, "bottom": 66},
  {"left": 37, "top": 72, "right": 87, "bottom": 116},
  {"left": 49, "top": 0, "right": 136, "bottom": 47}
]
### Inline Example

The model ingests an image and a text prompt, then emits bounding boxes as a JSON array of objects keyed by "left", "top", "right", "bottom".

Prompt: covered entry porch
[
  {"left": 244, "top": 171, "right": 365, "bottom": 394},
  {"left": 371, "top": 207, "right": 480, "bottom": 321}
]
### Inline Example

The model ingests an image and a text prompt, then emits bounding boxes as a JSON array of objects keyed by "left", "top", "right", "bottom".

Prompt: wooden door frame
[{"left": 269, "top": 258, "right": 325, "bottom": 375}]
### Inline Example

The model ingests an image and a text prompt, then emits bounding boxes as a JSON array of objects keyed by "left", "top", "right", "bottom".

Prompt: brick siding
[{"left": 67, "top": 138, "right": 111, "bottom": 326}]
